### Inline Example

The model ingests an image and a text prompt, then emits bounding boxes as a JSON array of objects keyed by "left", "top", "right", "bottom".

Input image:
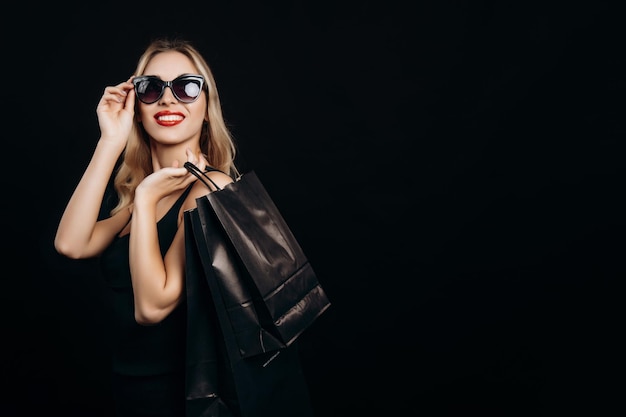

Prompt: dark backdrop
[{"left": 4, "top": 1, "right": 624, "bottom": 416}]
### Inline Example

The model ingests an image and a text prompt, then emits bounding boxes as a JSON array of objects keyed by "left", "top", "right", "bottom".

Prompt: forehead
[{"left": 144, "top": 51, "right": 198, "bottom": 79}]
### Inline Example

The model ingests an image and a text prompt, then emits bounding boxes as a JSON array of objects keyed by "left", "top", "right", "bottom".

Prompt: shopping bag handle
[{"left": 184, "top": 161, "right": 223, "bottom": 192}]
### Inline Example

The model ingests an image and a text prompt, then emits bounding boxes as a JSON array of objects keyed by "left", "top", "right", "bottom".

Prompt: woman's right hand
[{"left": 96, "top": 76, "right": 136, "bottom": 147}]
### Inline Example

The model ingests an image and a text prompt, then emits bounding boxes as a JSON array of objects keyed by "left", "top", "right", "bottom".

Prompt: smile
[{"left": 155, "top": 113, "right": 184, "bottom": 126}]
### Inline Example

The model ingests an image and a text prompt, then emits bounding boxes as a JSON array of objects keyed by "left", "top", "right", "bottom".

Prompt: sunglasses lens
[
  {"left": 172, "top": 77, "right": 203, "bottom": 103},
  {"left": 134, "top": 76, "right": 204, "bottom": 104},
  {"left": 135, "top": 78, "right": 164, "bottom": 104}
]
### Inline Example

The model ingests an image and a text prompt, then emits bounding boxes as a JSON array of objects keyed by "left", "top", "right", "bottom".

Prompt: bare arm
[
  {"left": 129, "top": 164, "right": 234, "bottom": 324},
  {"left": 54, "top": 79, "right": 135, "bottom": 259}
]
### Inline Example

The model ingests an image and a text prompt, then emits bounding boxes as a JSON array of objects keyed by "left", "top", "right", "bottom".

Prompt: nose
[{"left": 159, "top": 85, "right": 178, "bottom": 104}]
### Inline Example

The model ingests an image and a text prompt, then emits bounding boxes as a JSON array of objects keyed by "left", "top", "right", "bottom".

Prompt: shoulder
[
  {"left": 203, "top": 170, "right": 235, "bottom": 190},
  {"left": 182, "top": 171, "right": 235, "bottom": 211}
]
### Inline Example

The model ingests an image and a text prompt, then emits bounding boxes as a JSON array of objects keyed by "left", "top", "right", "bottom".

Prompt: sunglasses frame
[{"left": 132, "top": 74, "right": 206, "bottom": 104}]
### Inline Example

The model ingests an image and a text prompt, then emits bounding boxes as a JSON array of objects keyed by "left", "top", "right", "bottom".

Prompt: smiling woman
[{"left": 53, "top": 37, "right": 314, "bottom": 417}]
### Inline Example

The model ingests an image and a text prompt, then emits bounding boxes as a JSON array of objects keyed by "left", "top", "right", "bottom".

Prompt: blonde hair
[{"left": 111, "top": 37, "right": 238, "bottom": 215}]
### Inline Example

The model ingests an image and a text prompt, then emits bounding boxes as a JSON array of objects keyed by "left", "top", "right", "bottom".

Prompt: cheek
[
  {"left": 190, "top": 102, "right": 208, "bottom": 123},
  {"left": 136, "top": 106, "right": 149, "bottom": 123}
]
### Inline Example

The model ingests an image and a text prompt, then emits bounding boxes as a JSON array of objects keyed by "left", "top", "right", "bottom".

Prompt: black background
[{"left": 4, "top": 1, "right": 624, "bottom": 416}]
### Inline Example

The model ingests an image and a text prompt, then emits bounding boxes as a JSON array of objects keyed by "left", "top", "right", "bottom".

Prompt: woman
[{"left": 54, "top": 38, "right": 240, "bottom": 416}]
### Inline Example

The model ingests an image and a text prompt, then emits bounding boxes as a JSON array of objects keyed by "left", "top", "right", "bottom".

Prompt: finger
[
  {"left": 185, "top": 148, "right": 197, "bottom": 164},
  {"left": 198, "top": 154, "right": 209, "bottom": 170},
  {"left": 185, "top": 149, "right": 202, "bottom": 171},
  {"left": 100, "top": 87, "right": 128, "bottom": 104},
  {"left": 170, "top": 166, "right": 192, "bottom": 179},
  {"left": 124, "top": 87, "right": 136, "bottom": 111},
  {"left": 187, "top": 149, "right": 209, "bottom": 171}
]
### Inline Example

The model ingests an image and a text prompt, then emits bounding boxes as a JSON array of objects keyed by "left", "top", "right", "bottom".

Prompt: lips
[{"left": 154, "top": 111, "right": 184, "bottom": 126}]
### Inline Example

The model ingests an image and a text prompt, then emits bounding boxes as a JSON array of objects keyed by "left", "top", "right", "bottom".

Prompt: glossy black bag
[
  {"left": 184, "top": 162, "right": 331, "bottom": 359},
  {"left": 183, "top": 163, "right": 326, "bottom": 416},
  {"left": 184, "top": 209, "right": 314, "bottom": 417}
]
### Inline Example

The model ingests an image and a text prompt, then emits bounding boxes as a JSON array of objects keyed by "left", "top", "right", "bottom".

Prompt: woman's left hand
[{"left": 135, "top": 149, "right": 208, "bottom": 205}]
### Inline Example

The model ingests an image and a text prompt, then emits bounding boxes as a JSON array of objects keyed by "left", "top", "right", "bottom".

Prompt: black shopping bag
[
  {"left": 184, "top": 162, "right": 331, "bottom": 358},
  {"left": 184, "top": 204, "right": 315, "bottom": 417},
  {"left": 184, "top": 215, "right": 237, "bottom": 416}
]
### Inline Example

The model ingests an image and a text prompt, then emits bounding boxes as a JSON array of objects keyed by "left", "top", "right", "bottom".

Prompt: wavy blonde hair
[{"left": 110, "top": 37, "right": 239, "bottom": 215}]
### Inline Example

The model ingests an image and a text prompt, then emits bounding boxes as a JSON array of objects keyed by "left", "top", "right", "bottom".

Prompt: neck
[{"left": 150, "top": 142, "right": 201, "bottom": 170}]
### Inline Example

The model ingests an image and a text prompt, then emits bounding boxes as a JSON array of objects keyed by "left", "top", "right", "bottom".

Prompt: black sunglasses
[{"left": 132, "top": 74, "right": 205, "bottom": 104}]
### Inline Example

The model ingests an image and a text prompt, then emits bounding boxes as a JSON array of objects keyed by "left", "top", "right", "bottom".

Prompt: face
[{"left": 136, "top": 51, "right": 207, "bottom": 148}]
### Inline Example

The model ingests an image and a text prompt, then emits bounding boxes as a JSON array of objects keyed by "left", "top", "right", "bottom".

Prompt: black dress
[{"left": 99, "top": 185, "right": 192, "bottom": 417}]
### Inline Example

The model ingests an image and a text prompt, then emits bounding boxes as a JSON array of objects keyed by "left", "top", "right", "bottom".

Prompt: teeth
[{"left": 158, "top": 115, "right": 183, "bottom": 121}]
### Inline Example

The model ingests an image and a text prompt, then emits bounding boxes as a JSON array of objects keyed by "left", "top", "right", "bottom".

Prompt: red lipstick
[{"left": 154, "top": 111, "right": 185, "bottom": 127}]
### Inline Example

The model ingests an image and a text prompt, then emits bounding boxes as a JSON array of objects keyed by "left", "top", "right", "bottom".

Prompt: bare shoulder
[
  {"left": 183, "top": 171, "right": 235, "bottom": 210},
  {"left": 204, "top": 170, "right": 235, "bottom": 189}
]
